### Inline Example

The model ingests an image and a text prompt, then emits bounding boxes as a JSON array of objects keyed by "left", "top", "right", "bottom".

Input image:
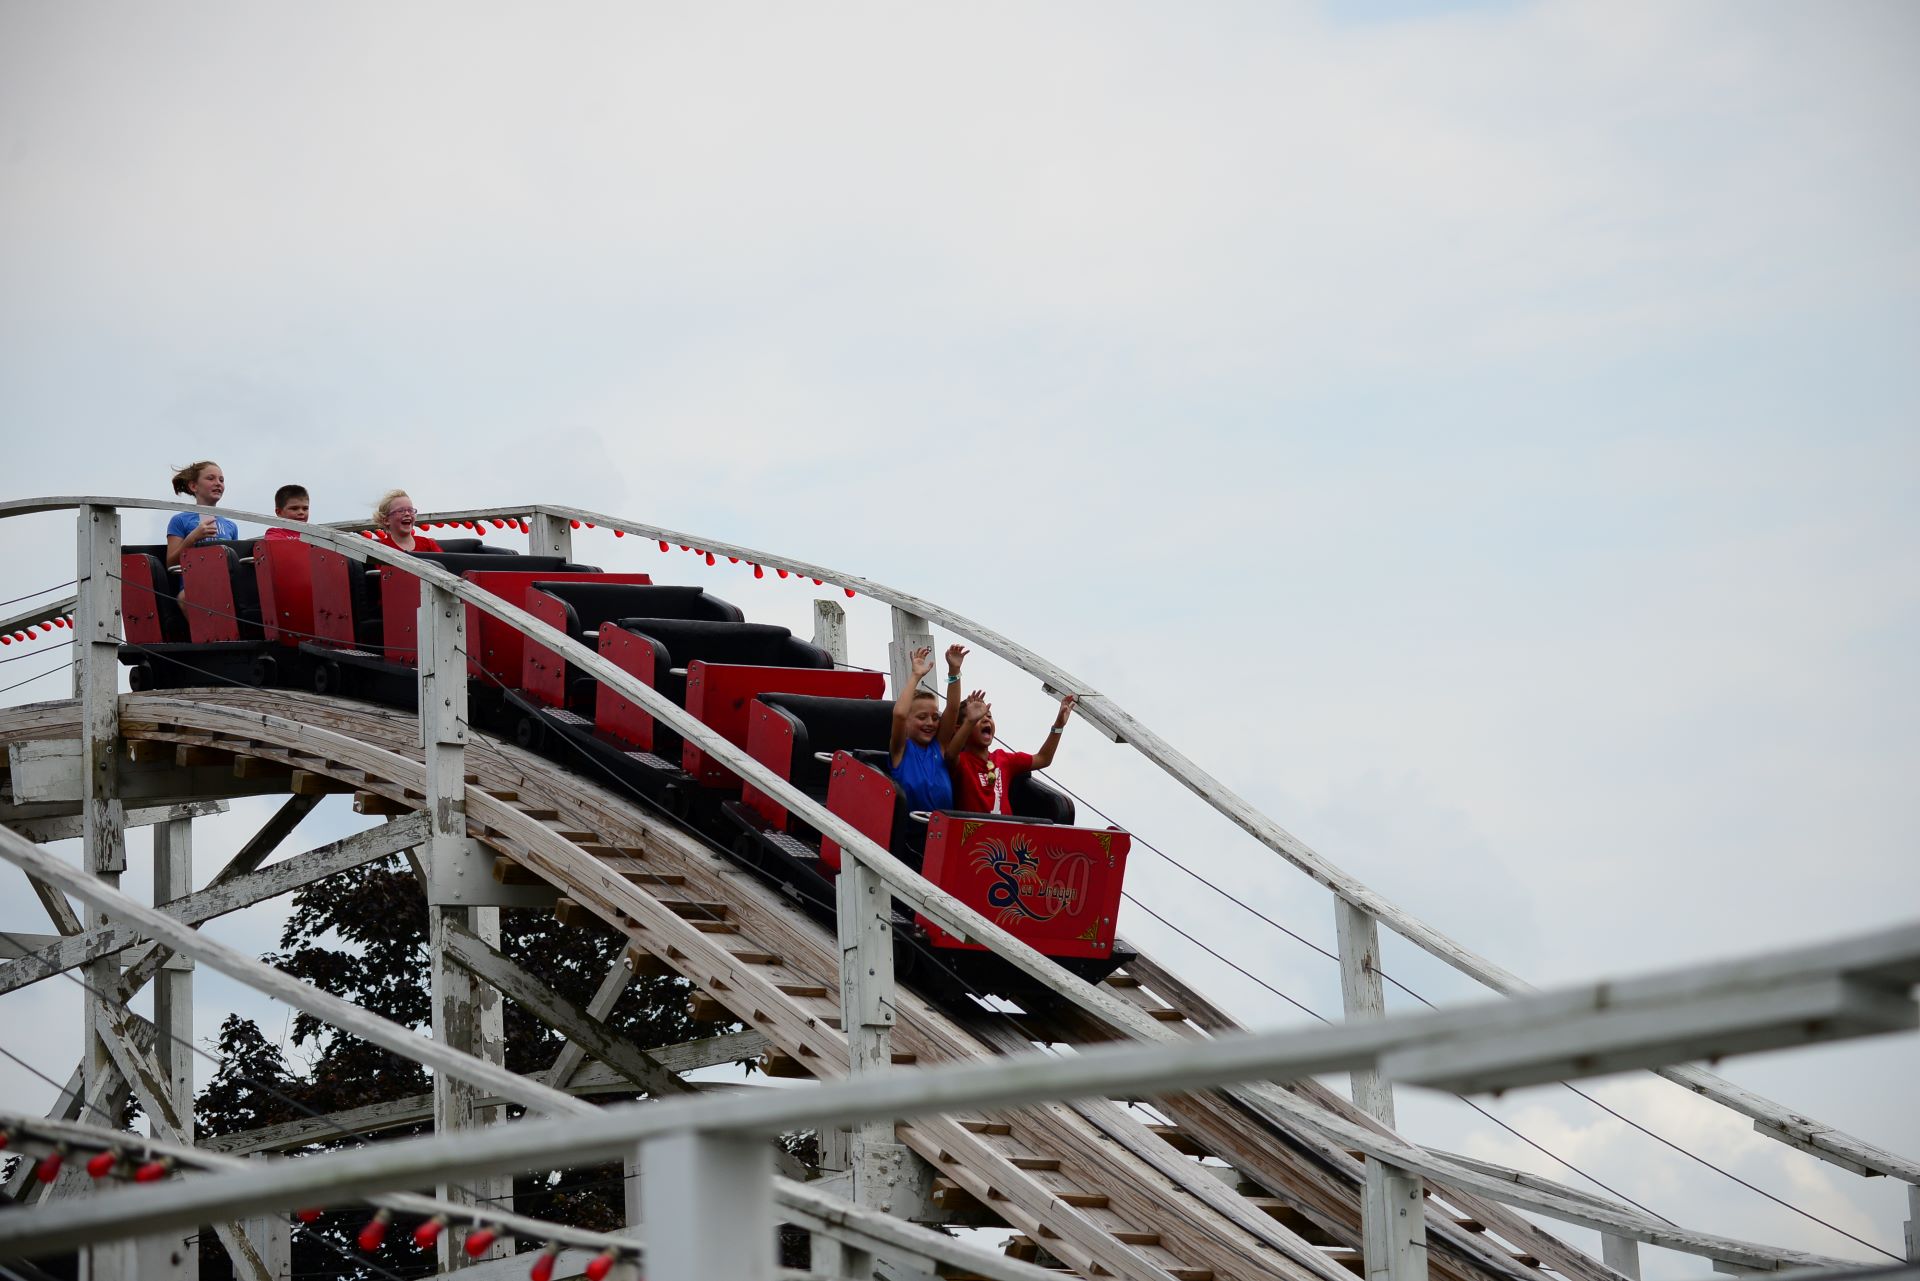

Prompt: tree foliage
[{"left": 193, "top": 853, "right": 710, "bottom": 1279}]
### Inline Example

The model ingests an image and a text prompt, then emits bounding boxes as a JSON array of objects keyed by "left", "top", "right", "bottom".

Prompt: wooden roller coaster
[{"left": 0, "top": 496, "right": 1912, "bottom": 1281}]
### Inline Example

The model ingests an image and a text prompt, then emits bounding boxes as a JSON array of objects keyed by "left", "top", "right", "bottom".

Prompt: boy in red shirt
[
  {"left": 946, "top": 690, "right": 1077, "bottom": 816},
  {"left": 261, "top": 484, "right": 310, "bottom": 541}
]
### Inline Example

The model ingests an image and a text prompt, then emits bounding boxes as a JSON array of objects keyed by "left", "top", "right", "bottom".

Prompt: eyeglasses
[{"left": 389, "top": 507, "right": 417, "bottom": 518}]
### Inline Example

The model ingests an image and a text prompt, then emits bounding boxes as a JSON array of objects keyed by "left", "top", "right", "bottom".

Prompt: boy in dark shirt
[
  {"left": 888, "top": 643, "right": 969, "bottom": 812},
  {"left": 946, "top": 689, "right": 1076, "bottom": 816}
]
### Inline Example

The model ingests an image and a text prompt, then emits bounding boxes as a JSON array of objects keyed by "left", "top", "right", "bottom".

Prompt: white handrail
[{"left": 0, "top": 495, "right": 1906, "bottom": 1265}]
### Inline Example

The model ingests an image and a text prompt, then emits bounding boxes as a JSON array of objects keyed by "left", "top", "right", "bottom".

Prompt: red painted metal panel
[
  {"left": 381, "top": 570, "right": 654, "bottom": 678},
  {"left": 821, "top": 751, "right": 898, "bottom": 874},
  {"left": 179, "top": 546, "right": 242, "bottom": 644},
  {"left": 464, "top": 572, "right": 651, "bottom": 687},
  {"left": 255, "top": 541, "right": 315, "bottom": 648},
  {"left": 682, "top": 665, "right": 884, "bottom": 787},
  {"left": 308, "top": 547, "right": 359, "bottom": 649},
  {"left": 593, "top": 624, "right": 661, "bottom": 747},
  {"left": 740, "top": 701, "right": 797, "bottom": 830},
  {"left": 119, "top": 554, "right": 168, "bottom": 646},
  {"left": 917, "top": 815, "right": 1129, "bottom": 960},
  {"left": 520, "top": 589, "right": 576, "bottom": 709}
]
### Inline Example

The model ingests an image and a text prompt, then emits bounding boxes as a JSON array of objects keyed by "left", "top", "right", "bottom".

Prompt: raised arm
[
  {"left": 937, "top": 644, "right": 968, "bottom": 745},
  {"left": 889, "top": 646, "right": 935, "bottom": 767},
  {"left": 944, "top": 690, "right": 987, "bottom": 762},
  {"left": 1030, "top": 693, "right": 1076, "bottom": 770}
]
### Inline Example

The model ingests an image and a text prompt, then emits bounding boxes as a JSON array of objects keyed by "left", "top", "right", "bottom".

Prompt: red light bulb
[
  {"left": 0, "top": 1129, "right": 11, "bottom": 1151},
  {"left": 529, "top": 1246, "right": 560, "bottom": 1281},
  {"left": 295, "top": 1208, "right": 323, "bottom": 1224},
  {"left": 571, "top": 519, "right": 582, "bottom": 529},
  {"left": 658, "top": 540, "right": 669, "bottom": 552},
  {"left": 357, "top": 1210, "right": 392, "bottom": 1251},
  {"left": 491, "top": 519, "right": 505, "bottom": 528},
  {"left": 463, "top": 1227, "right": 498, "bottom": 1257},
  {"left": 704, "top": 552, "right": 715, "bottom": 565},
  {"left": 844, "top": 588, "right": 856, "bottom": 598},
  {"left": 413, "top": 1217, "right": 446, "bottom": 1248},
  {"left": 134, "top": 1159, "right": 169, "bottom": 1183},
  {"left": 727, "top": 555, "right": 739, "bottom": 564},
  {"left": 811, "top": 578, "right": 823, "bottom": 586},
  {"left": 776, "top": 569, "right": 788, "bottom": 578},
  {"left": 753, "top": 565, "right": 764, "bottom": 578},
  {"left": 584, "top": 1250, "right": 617, "bottom": 1281},
  {"left": 86, "top": 1151, "right": 117, "bottom": 1179},
  {"left": 34, "top": 1149, "right": 64, "bottom": 1182},
  {"left": 613, "top": 529, "right": 624, "bottom": 537}
]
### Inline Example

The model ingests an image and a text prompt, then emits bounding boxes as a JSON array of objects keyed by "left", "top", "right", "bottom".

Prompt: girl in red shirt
[{"left": 370, "top": 489, "right": 442, "bottom": 553}]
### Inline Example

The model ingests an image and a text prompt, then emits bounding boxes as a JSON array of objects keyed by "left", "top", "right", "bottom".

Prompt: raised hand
[
  {"left": 945, "top": 643, "right": 969, "bottom": 673},
  {"left": 909, "top": 646, "right": 934, "bottom": 682},
  {"left": 1056, "top": 693, "right": 1077, "bottom": 722}
]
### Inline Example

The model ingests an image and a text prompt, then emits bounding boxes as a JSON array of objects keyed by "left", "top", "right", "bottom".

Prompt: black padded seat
[
  {"left": 756, "top": 694, "right": 893, "bottom": 800},
  {"left": 410, "top": 553, "right": 595, "bottom": 577},
  {"left": 534, "top": 583, "right": 743, "bottom": 645},
  {"left": 610, "top": 618, "right": 832, "bottom": 707},
  {"left": 429, "top": 537, "right": 515, "bottom": 555}
]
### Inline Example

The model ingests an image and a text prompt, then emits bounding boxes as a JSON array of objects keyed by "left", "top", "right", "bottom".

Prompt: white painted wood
[
  {"left": 888, "top": 608, "right": 934, "bottom": 697},
  {"left": 642, "top": 1129, "right": 776, "bottom": 1281},
  {"left": 10, "top": 495, "right": 1915, "bottom": 1235},
  {"left": 2, "top": 903, "right": 1899, "bottom": 1271},
  {"left": 212, "top": 793, "right": 321, "bottom": 880},
  {"left": 1600, "top": 1234, "right": 1640, "bottom": 1280},
  {"left": 150, "top": 816, "right": 196, "bottom": 1279},
  {"left": 1907, "top": 1181, "right": 1918, "bottom": 1263},
  {"left": 1336, "top": 896, "right": 1395, "bottom": 1126},
  {"left": 7, "top": 799, "right": 228, "bottom": 844},
  {"left": 240, "top": 1217, "right": 292, "bottom": 1281},
  {"left": 529, "top": 511, "right": 573, "bottom": 562},
  {"left": 0, "top": 814, "right": 428, "bottom": 996},
  {"left": 812, "top": 598, "right": 848, "bottom": 667},
  {"left": 8, "top": 739, "right": 84, "bottom": 802},
  {"left": 1362, "top": 1161, "right": 1426, "bottom": 1281},
  {"left": 546, "top": 955, "right": 634, "bottom": 1088},
  {"left": 75, "top": 504, "right": 126, "bottom": 1281},
  {"left": 0, "top": 592, "right": 77, "bottom": 637}
]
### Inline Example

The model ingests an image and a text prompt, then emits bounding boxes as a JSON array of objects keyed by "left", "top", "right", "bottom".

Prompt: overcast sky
[{"left": 1, "top": 1, "right": 1915, "bottom": 1271}]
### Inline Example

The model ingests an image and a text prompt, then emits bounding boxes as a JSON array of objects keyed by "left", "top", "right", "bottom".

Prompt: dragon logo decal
[{"left": 972, "top": 835, "right": 1092, "bottom": 926}]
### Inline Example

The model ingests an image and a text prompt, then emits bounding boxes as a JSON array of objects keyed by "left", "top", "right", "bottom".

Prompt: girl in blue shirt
[
  {"left": 889, "top": 643, "right": 970, "bottom": 813},
  {"left": 164, "top": 460, "right": 239, "bottom": 568}
]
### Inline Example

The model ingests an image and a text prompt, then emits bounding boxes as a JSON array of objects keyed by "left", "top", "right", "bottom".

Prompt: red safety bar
[
  {"left": 819, "top": 751, "right": 898, "bottom": 874},
  {"left": 740, "top": 701, "right": 797, "bottom": 830},
  {"left": 682, "top": 664, "right": 883, "bottom": 787},
  {"left": 255, "top": 540, "right": 315, "bottom": 647},
  {"left": 917, "top": 814, "right": 1129, "bottom": 960},
  {"left": 178, "top": 545, "right": 244, "bottom": 644},
  {"left": 120, "top": 553, "right": 170, "bottom": 646},
  {"left": 382, "top": 571, "right": 652, "bottom": 677}
]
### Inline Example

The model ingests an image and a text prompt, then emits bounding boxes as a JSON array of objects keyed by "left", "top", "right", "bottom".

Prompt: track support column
[
  {"left": 1336, "top": 894, "right": 1427, "bottom": 1281},
  {"left": 641, "top": 1129, "right": 775, "bottom": 1281},
  {"left": 528, "top": 511, "right": 572, "bottom": 562},
  {"left": 77, "top": 504, "right": 130, "bottom": 1281},
  {"left": 1601, "top": 1233, "right": 1642, "bottom": 1279},
  {"left": 150, "top": 816, "right": 197, "bottom": 1280},
  {"left": 420, "top": 580, "right": 511, "bottom": 1268},
  {"left": 813, "top": 598, "right": 848, "bottom": 667}
]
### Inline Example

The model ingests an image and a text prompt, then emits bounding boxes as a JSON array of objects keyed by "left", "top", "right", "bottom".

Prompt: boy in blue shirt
[{"left": 889, "top": 643, "right": 970, "bottom": 812}]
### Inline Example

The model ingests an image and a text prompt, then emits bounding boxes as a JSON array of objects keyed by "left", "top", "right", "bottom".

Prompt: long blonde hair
[
  {"left": 170, "top": 461, "right": 220, "bottom": 496},
  {"left": 373, "top": 489, "right": 412, "bottom": 523}
]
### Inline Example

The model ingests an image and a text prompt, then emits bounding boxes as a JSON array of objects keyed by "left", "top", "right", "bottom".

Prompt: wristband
[
  {"left": 1048, "top": 725, "right": 1064, "bottom": 734},
  {"left": 947, "top": 674, "right": 960, "bottom": 683}
]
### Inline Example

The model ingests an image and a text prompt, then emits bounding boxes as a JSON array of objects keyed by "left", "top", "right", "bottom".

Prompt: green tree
[{"left": 194, "top": 854, "right": 708, "bottom": 1280}]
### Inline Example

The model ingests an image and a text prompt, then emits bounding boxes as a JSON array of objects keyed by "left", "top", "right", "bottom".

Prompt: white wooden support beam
[
  {"left": 240, "top": 1217, "right": 292, "bottom": 1281},
  {"left": 75, "top": 503, "right": 127, "bottom": 1281},
  {"left": 812, "top": 599, "right": 848, "bottom": 667},
  {"left": 1336, "top": 895, "right": 1395, "bottom": 1126},
  {"left": 419, "top": 580, "right": 512, "bottom": 1268},
  {"left": 831, "top": 848, "right": 906, "bottom": 1280},
  {"left": 6, "top": 799, "right": 228, "bottom": 844},
  {"left": 1601, "top": 1234, "right": 1641, "bottom": 1280},
  {"left": 1337, "top": 895, "right": 1427, "bottom": 1281},
  {"left": 641, "top": 1129, "right": 775, "bottom": 1281},
  {"left": 149, "top": 816, "right": 196, "bottom": 1281},
  {"left": 528, "top": 511, "right": 573, "bottom": 562},
  {"left": 546, "top": 954, "right": 634, "bottom": 1089},
  {"left": 1907, "top": 1182, "right": 1918, "bottom": 1264},
  {"left": 888, "top": 609, "right": 933, "bottom": 697}
]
